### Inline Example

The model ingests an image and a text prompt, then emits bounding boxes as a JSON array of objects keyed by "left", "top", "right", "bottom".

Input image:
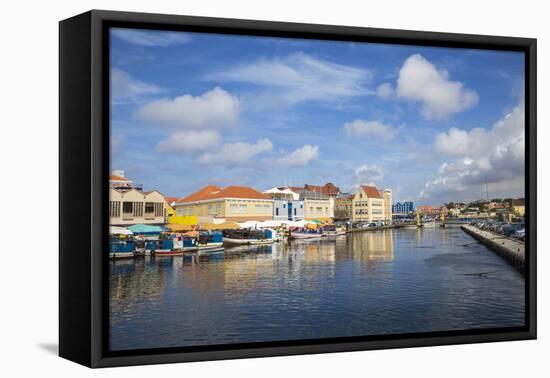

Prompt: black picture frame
[{"left": 59, "top": 9, "right": 537, "bottom": 368}]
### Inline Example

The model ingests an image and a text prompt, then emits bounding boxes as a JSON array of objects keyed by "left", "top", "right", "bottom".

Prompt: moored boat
[
  {"left": 289, "top": 227, "right": 323, "bottom": 239},
  {"left": 154, "top": 235, "right": 198, "bottom": 256},
  {"left": 109, "top": 238, "right": 135, "bottom": 259},
  {"left": 322, "top": 224, "right": 346, "bottom": 237},
  {"left": 196, "top": 231, "right": 225, "bottom": 253},
  {"left": 223, "top": 229, "right": 276, "bottom": 246}
]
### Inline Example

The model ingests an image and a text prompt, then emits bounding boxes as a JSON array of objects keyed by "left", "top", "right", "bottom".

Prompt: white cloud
[
  {"left": 276, "top": 145, "right": 319, "bottom": 167},
  {"left": 156, "top": 130, "right": 221, "bottom": 153},
  {"left": 111, "top": 68, "right": 164, "bottom": 101},
  {"left": 112, "top": 28, "right": 191, "bottom": 46},
  {"left": 376, "top": 82, "right": 394, "bottom": 99},
  {"left": 137, "top": 87, "right": 240, "bottom": 129},
  {"left": 197, "top": 138, "right": 273, "bottom": 165},
  {"left": 206, "top": 52, "right": 371, "bottom": 106},
  {"left": 355, "top": 164, "right": 384, "bottom": 185},
  {"left": 421, "top": 102, "right": 525, "bottom": 200},
  {"left": 396, "top": 54, "right": 479, "bottom": 120},
  {"left": 343, "top": 120, "right": 398, "bottom": 141}
]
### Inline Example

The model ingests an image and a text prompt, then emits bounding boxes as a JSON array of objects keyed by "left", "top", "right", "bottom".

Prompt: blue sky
[{"left": 110, "top": 28, "right": 525, "bottom": 205}]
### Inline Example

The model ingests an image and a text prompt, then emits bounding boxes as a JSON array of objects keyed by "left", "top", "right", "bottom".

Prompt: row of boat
[{"left": 109, "top": 225, "right": 348, "bottom": 259}]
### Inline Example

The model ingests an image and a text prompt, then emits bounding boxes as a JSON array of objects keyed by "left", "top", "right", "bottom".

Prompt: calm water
[{"left": 109, "top": 226, "right": 525, "bottom": 351}]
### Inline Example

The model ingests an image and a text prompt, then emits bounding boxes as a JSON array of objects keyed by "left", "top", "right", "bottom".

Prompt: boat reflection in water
[{"left": 110, "top": 227, "right": 525, "bottom": 351}]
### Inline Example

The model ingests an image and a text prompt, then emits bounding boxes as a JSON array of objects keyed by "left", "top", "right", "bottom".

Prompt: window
[
  {"left": 145, "top": 202, "right": 154, "bottom": 214},
  {"left": 283, "top": 204, "right": 286, "bottom": 208},
  {"left": 294, "top": 208, "right": 296, "bottom": 216},
  {"left": 122, "top": 202, "right": 133, "bottom": 214},
  {"left": 109, "top": 201, "right": 120, "bottom": 217},
  {"left": 133, "top": 202, "right": 143, "bottom": 217},
  {"left": 230, "top": 203, "right": 239, "bottom": 214},
  {"left": 154, "top": 202, "right": 163, "bottom": 217},
  {"left": 276, "top": 208, "right": 279, "bottom": 216},
  {"left": 239, "top": 204, "right": 247, "bottom": 213}
]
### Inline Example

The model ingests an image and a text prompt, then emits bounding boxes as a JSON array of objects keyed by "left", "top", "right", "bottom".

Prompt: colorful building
[
  {"left": 351, "top": 185, "right": 388, "bottom": 223},
  {"left": 334, "top": 194, "right": 354, "bottom": 221},
  {"left": 512, "top": 198, "right": 525, "bottom": 216},
  {"left": 263, "top": 187, "right": 304, "bottom": 221},
  {"left": 392, "top": 201, "right": 414, "bottom": 215},
  {"left": 174, "top": 185, "right": 274, "bottom": 222}
]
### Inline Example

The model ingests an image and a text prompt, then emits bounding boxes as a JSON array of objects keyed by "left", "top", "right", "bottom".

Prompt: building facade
[
  {"left": 263, "top": 187, "right": 304, "bottom": 221},
  {"left": 512, "top": 198, "right": 525, "bottom": 216},
  {"left": 392, "top": 201, "right": 414, "bottom": 215},
  {"left": 109, "top": 188, "right": 166, "bottom": 225},
  {"left": 334, "top": 194, "right": 354, "bottom": 221},
  {"left": 351, "top": 185, "right": 387, "bottom": 223},
  {"left": 174, "top": 185, "right": 274, "bottom": 222}
]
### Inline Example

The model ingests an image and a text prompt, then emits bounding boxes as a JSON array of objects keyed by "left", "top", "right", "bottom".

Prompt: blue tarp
[{"left": 127, "top": 224, "right": 165, "bottom": 234}]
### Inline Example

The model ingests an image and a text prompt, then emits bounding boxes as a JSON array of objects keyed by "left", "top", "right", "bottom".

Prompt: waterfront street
[{"left": 110, "top": 226, "right": 525, "bottom": 351}]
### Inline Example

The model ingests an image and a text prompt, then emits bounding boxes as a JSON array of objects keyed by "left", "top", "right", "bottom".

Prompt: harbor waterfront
[{"left": 109, "top": 225, "right": 525, "bottom": 351}]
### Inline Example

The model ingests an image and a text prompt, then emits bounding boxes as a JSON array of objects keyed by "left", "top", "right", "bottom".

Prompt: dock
[{"left": 461, "top": 224, "right": 524, "bottom": 266}]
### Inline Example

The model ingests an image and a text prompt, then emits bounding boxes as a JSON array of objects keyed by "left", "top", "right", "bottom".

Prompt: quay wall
[{"left": 461, "top": 224, "right": 524, "bottom": 266}]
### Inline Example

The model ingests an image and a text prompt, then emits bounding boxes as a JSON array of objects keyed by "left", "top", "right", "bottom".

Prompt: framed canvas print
[{"left": 59, "top": 10, "right": 536, "bottom": 368}]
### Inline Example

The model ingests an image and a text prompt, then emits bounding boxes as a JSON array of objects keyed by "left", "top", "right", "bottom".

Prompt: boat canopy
[
  {"left": 127, "top": 224, "right": 165, "bottom": 234},
  {"left": 200, "top": 221, "right": 241, "bottom": 230},
  {"left": 109, "top": 226, "right": 133, "bottom": 236},
  {"left": 166, "top": 223, "right": 194, "bottom": 232}
]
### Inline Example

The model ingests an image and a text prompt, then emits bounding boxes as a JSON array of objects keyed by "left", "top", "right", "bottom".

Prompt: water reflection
[{"left": 110, "top": 227, "right": 524, "bottom": 351}]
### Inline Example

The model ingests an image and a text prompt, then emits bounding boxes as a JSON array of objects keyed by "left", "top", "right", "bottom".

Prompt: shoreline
[{"left": 461, "top": 224, "right": 524, "bottom": 267}]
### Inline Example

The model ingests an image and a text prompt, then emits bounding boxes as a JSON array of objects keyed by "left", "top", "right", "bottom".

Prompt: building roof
[
  {"left": 360, "top": 185, "right": 382, "bottom": 199},
  {"left": 304, "top": 183, "right": 340, "bottom": 196},
  {"left": 164, "top": 196, "right": 179, "bottom": 205},
  {"left": 110, "top": 174, "right": 130, "bottom": 181},
  {"left": 177, "top": 185, "right": 270, "bottom": 203}
]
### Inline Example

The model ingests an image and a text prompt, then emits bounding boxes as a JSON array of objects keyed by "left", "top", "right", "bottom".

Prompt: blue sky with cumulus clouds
[{"left": 110, "top": 28, "right": 525, "bottom": 205}]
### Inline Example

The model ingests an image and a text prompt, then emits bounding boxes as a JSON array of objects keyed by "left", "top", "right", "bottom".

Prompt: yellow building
[
  {"left": 351, "top": 185, "right": 387, "bottom": 223},
  {"left": 174, "top": 185, "right": 274, "bottom": 222},
  {"left": 512, "top": 198, "right": 525, "bottom": 216},
  {"left": 383, "top": 188, "right": 393, "bottom": 224},
  {"left": 303, "top": 198, "right": 332, "bottom": 222},
  {"left": 334, "top": 195, "right": 354, "bottom": 220}
]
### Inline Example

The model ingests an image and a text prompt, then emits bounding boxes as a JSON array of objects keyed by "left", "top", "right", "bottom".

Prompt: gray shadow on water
[{"left": 38, "top": 343, "right": 58, "bottom": 355}]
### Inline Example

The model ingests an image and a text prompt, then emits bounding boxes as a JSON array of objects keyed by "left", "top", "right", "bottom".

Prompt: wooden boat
[
  {"left": 422, "top": 221, "right": 436, "bottom": 228},
  {"left": 322, "top": 225, "right": 346, "bottom": 237},
  {"left": 196, "top": 231, "right": 225, "bottom": 252},
  {"left": 154, "top": 236, "right": 198, "bottom": 256},
  {"left": 108, "top": 238, "right": 135, "bottom": 259},
  {"left": 289, "top": 227, "right": 323, "bottom": 239},
  {"left": 134, "top": 238, "right": 159, "bottom": 256},
  {"left": 223, "top": 229, "right": 276, "bottom": 246},
  {"left": 401, "top": 223, "right": 420, "bottom": 229}
]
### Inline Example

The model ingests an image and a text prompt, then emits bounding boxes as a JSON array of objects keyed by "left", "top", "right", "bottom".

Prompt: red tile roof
[
  {"left": 164, "top": 196, "right": 179, "bottom": 205},
  {"left": 177, "top": 185, "right": 270, "bottom": 203},
  {"left": 360, "top": 185, "right": 382, "bottom": 199},
  {"left": 110, "top": 174, "right": 130, "bottom": 181},
  {"left": 294, "top": 183, "right": 341, "bottom": 197}
]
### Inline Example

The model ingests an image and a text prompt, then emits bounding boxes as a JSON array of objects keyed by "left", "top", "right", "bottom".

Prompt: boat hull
[
  {"left": 223, "top": 237, "right": 275, "bottom": 246},
  {"left": 290, "top": 233, "right": 323, "bottom": 239},
  {"left": 109, "top": 252, "right": 134, "bottom": 259}
]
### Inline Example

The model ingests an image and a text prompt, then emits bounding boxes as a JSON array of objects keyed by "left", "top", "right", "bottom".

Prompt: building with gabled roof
[
  {"left": 109, "top": 188, "right": 166, "bottom": 226},
  {"left": 351, "top": 185, "right": 392, "bottom": 224},
  {"left": 174, "top": 185, "right": 274, "bottom": 222}
]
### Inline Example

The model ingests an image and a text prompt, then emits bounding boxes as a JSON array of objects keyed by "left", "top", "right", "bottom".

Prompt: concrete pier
[{"left": 461, "top": 224, "right": 524, "bottom": 266}]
